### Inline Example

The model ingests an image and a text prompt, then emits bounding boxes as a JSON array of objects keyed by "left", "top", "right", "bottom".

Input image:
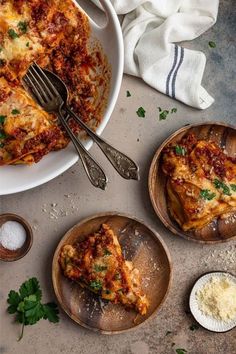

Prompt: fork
[
  {"left": 23, "top": 66, "right": 108, "bottom": 190},
  {"left": 23, "top": 63, "right": 140, "bottom": 183}
]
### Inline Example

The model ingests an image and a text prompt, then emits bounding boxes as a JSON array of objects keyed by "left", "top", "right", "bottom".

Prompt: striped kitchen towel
[{"left": 95, "top": 0, "right": 219, "bottom": 109}]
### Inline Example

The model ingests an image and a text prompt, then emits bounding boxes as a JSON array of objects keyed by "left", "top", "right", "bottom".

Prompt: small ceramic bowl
[
  {"left": 0, "top": 213, "right": 33, "bottom": 261},
  {"left": 189, "top": 271, "right": 236, "bottom": 332}
]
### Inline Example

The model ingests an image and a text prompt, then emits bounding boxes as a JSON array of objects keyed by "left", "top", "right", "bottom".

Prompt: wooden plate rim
[
  {"left": 148, "top": 121, "right": 236, "bottom": 244},
  {"left": 0, "top": 213, "right": 33, "bottom": 261},
  {"left": 52, "top": 211, "right": 173, "bottom": 334}
]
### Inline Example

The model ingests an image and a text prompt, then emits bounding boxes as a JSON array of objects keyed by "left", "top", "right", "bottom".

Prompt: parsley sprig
[
  {"left": 7, "top": 277, "right": 59, "bottom": 341},
  {"left": 200, "top": 189, "right": 216, "bottom": 201},
  {"left": 136, "top": 107, "right": 146, "bottom": 118},
  {"left": 175, "top": 145, "right": 186, "bottom": 156},
  {"left": 213, "top": 179, "right": 231, "bottom": 196}
]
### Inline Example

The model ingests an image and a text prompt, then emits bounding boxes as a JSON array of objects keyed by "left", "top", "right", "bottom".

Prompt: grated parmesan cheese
[{"left": 196, "top": 276, "right": 236, "bottom": 322}]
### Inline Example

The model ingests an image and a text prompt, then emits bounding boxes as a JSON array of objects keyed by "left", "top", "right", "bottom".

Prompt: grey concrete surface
[{"left": 0, "top": 1, "right": 235, "bottom": 353}]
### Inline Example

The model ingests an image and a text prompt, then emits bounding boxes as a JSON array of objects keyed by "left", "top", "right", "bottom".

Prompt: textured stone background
[{"left": 0, "top": 1, "right": 235, "bottom": 353}]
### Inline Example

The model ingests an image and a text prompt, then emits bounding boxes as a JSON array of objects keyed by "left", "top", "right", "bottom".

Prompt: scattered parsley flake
[
  {"left": 213, "top": 179, "right": 231, "bottom": 196},
  {"left": 176, "top": 349, "right": 187, "bottom": 354},
  {"left": 0, "top": 131, "right": 6, "bottom": 139},
  {"left": 175, "top": 145, "right": 186, "bottom": 156},
  {"left": 209, "top": 41, "right": 216, "bottom": 48},
  {"left": 158, "top": 107, "right": 162, "bottom": 112},
  {"left": 200, "top": 189, "right": 216, "bottom": 201},
  {"left": 0, "top": 115, "right": 6, "bottom": 124},
  {"left": 189, "top": 324, "right": 199, "bottom": 331},
  {"left": 8, "top": 29, "right": 19, "bottom": 39},
  {"left": 171, "top": 108, "right": 177, "bottom": 113},
  {"left": 159, "top": 110, "right": 169, "bottom": 120},
  {"left": 7, "top": 277, "right": 59, "bottom": 341},
  {"left": 11, "top": 109, "right": 20, "bottom": 115},
  {"left": 136, "top": 107, "right": 146, "bottom": 118},
  {"left": 230, "top": 184, "right": 236, "bottom": 192},
  {"left": 90, "top": 280, "right": 102, "bottom": 291},
  {"left": 165, "top": 330, "right": 172, "bottom": 336},
  {"left": 94, "top": 265, "right": 107, "bottom": 272},
  {"left": 17, "top": 21, "right": 28, "bottom": 34},
  {"left": 104, "top": 249, "right": 111, "bottom": 256},
  {"left": 126, "top": 90, "right": 131, "bottom": 97},
  {"left": 26, "top": 42, "right": 30, "bottom": 47}
]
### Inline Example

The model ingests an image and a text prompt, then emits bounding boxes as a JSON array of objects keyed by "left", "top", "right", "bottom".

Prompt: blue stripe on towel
[
  {"left": 166, "top": 44, "right": 178, "bottom": 96},
  {"left": 171, "top": 47, "right": 184, "bottom": 98}
]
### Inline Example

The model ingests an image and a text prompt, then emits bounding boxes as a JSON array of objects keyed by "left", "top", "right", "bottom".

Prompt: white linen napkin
[{"left": 95, "top": 0, "right": 219, "bottom": 109}]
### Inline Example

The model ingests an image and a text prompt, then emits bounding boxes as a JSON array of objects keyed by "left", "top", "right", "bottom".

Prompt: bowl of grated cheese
[
  {"left": 189, "top": 272, "right": 236, "bottom": 332},
  {"left": 0, "top": 214, "right": 33, "bottom": 261}
]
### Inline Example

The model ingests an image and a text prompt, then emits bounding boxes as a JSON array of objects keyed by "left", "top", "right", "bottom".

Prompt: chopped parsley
[
  {"left": 175, "top": 145, "right": 186, "bottom": 156},
  {"left": 159, "top": 110, "right": 169, "bottom": 120},
  {"left": 208, "top": 41, "right": 216, "bottom": 48},
  {"left": 213, "top": 179, "right": 231, "bottom": 196},
  {"left": 26, "top": 42, "right": 30, "bottom": 47},
  {"left": 189, "top": 324, "right": 199, "bottom": 331},
  {"left": 17, "top": 21, "right": 28, "bottom": 34},
  {"left": 94, "top": 265, "right": 107, "bottom": 272},
  {"left": 158, "top": 107, "right": 162, "bottom": 112},
  {"left": 126, "top": 90, "right": 131, "bottom": 97},
  {"left": 0, "top": 131, "right": 6, "bottom": 139},
  {"left": 11, "top": 109, "right": 21, "bottom": 115},
  {"left": 171, "top": 107, "right": 177, "bottom": 113},
  {"left": 176, "top": 350, "right": 187, "bottom": 354},
  {"left": 8, "top": 29, "right": 19, "bottom": 39},
  {"left": 104, "top": 249, "right": 111, "bottom": 256},
  {"left": 165, "top": 330, "right": 172, "bottom": 336},
  {"left": 0, "top": 115, "right": 6, "bottom": 124},
  {"left": 89, "top": 280, "right": 102, "bottom": 291},
  {"left": 136, "top": 107, "right": 146, "bottom": 118},
  {"left": 200, "top": 189, "right": 216, "bottom": 201},
  {"left": 230, "top": 184, "right": 236, "bottom": 192}
]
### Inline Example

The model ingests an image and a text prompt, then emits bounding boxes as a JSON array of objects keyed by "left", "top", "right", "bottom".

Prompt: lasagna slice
[
  {"left": 59, "top": 224, "right": 149, "bottom": 315},
  {"left": 162, "top": 134, "right": 236, "bottom": 231}
]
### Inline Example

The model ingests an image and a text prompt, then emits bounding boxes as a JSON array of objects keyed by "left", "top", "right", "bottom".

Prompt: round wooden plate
[
  {"left": 149, "top": 122, "right": 236, "bottom": 244},
  {"left": 52, "top": 212, "right": 172, "bottom": 334}
]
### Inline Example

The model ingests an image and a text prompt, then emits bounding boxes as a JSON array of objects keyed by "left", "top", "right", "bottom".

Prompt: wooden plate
[
  {"left": 52, "top": 212, "right": 172, "bottom": 334},
  {"left": 149, "top": 122, "right": 236, "bottom": 244}
]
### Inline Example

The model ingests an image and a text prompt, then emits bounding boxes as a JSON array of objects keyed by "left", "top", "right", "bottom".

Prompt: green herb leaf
[
  {"left": 0, "top": 115, "right": 6, "bottom": 124},
  {"left": 90, "top": 280, "right": 102, "bottom": 291},
  {"left": 104, "top": 249, "right": 111, "bottom": 256},
  {"left": 175, "top": 145, "right": 186, "bottom": 156},
  {"left": 158, "top": 107, "right": 162, "bottom": 112},
  {"left": 200, "top": 189, "right": 216, "bottom": 201},
  {"left": 209, "top": 41, "right": 216, "bottom": 48},
  {"left": 11, "top": 109, "right": 20, "bottom": 115},
  {"left": 213, "top": 179, "right": 231, "bottom": 196},
  {"left": 136, "top": 107, "right": 146, "bottom": 118},
  {"left": 17, "top": 21, "right": 28, "bottom": 34},
  {"left": 165, "top": 330, "right": 172, "bottom": 336},
  {"left": 43, "top": 303, "right": 59, "bottom": 323},
  {"left": 159, "top": 110, "right": 169, "bottom": 120},
  {"left": 126, "top": 90, "right": 131, "bottom": 97},
  {"left": 0, "top": 131, "right": 6, "bottom": 139},
  {"left": 94, "top": 265, "right": 107, "bottom": 272},
  {"left": 230, "top": 184, "right": 236, "bottom": 192},
  {"left": 7, "top": 278, "right": 59, "bottom": 340},
  {"left": 26, "top": 42, "right": 30, "bottom": 47},
  {"left": 8, "top": 29, "right": 19, "bottom": 39},
  {"left": 176, "top": 349, "right": 187, "bottom": 354},
  {"left": 189, "top": 324, "right": 199, "bottom": 331},
  {"left": 171, "top": 108, "right": 177, "bottom": 113}
]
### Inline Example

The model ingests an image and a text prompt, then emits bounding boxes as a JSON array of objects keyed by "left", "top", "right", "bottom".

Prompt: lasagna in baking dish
[
  {"left": 0, "top": 0, "right": 110, "bottom": 165},
  {"left": 59, "top": 224, "right": 149, "bottom": 315},
  {"left": 162, "top": 134, "right": 236, "bottom": 231}
]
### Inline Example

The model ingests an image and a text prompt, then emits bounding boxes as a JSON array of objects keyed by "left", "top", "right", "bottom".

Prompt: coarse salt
[{"left": 0, "top": 221, "right": 26, "bottom": 251}]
